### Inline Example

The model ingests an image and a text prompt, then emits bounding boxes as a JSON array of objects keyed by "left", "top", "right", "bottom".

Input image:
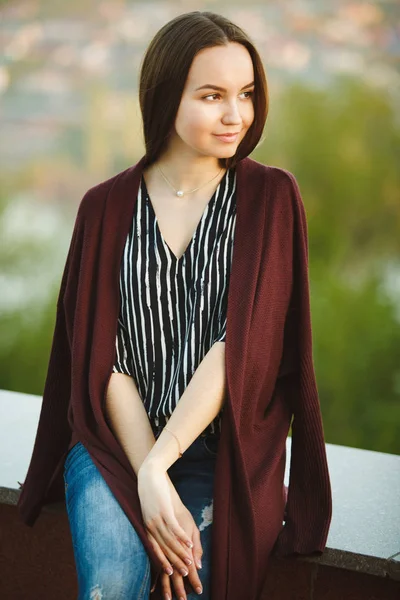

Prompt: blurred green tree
[{"left": 254, "top": 75, "right": 400, "bottom": 453}]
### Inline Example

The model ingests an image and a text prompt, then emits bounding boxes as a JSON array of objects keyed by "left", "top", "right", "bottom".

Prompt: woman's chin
[{"left": 207, "top": 146, "right": 238, "bottom": 159}]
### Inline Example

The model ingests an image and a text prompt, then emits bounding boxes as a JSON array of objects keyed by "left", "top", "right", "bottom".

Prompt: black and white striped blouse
[{"left": 112, "top": 167, "right": 237, "bottom": 435}]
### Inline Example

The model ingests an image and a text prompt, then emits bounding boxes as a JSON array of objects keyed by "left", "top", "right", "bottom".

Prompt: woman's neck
[{"left": 150, "top": 155, "right": 226, "bottom": 194}]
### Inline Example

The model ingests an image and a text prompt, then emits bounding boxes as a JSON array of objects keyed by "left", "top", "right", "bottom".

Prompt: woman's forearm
[
  {"left": 141, "top": 341, "right": 226, "bottom": 473},
  {"left": 105, "top": 372, "right": 157, "bottom": 476},
  {"left": 107, "top": 340, "right": 226, "bottom": 477},
  {"left": 105, "top": 373, "right": 190, "bottom": 510}
]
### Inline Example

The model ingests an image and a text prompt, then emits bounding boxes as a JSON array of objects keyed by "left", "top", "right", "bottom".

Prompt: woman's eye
[{"left": 203, "top": 91, "right": 254, "bottom": 101}]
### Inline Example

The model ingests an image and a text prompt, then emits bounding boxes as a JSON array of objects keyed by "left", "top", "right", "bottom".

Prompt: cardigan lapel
[
  {"left": 87, "top": 157, "right": 146, "bottom": 428},
  {"left": 225, "top": 157, "right": 268, "bottom": 428}
]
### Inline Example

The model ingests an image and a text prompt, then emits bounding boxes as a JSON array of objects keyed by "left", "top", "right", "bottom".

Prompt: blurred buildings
[{"left": 1, "top": 0, "right": 399, "bottom": 170}]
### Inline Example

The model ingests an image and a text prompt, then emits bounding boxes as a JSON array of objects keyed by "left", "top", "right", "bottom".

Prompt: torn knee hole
[
  {"left": 89, "top": 585, "right": 103, "bottom": 599},
  {"left": 199, "top": 500, "right": 213, "bottom": 531}
]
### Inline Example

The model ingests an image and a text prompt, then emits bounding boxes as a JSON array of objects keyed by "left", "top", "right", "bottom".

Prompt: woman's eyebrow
[{"left": 195, "top": 81, "right": 255, "bottom": 92}]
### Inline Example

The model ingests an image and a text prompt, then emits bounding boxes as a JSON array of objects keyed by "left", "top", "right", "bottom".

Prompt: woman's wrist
[
  {"left": 137, "top": 461, "right": 182, "bottom": 509},
  {"left": 140, "top": 430, "right": 182, "bottom": 472},
  {"left": 138, "top": 455, "right": 167, "bottom": 479}
]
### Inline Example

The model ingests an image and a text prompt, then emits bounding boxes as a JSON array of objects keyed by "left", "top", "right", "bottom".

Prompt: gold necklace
[{"left": 156, "top": 163, "right": 224, "bottom": 197}]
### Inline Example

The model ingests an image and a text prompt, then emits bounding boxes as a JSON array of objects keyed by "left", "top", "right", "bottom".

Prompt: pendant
[{"left": 176, "top": 190, "right": 184, "bottom": 197}]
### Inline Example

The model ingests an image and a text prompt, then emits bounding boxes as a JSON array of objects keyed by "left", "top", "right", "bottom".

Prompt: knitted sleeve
[
  {"left": 272, "top": 172, "right": 332, "bottom": 558},
  {"left": 16, "top": 205, "right": 85, "bottom": 525}
]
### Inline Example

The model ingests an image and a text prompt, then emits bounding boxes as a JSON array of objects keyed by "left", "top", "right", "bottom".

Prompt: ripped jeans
[{"left": 63, "top": 424, "right": 220, "bottom": 600}]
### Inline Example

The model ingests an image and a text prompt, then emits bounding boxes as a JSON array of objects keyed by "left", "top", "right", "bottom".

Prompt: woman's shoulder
[
  {"left": 241, "top": 157, "right": 304, "bottom": 214},
  {"left": 75, "top": 163, "right": 137, "bottom": 224},
  {"left": 242, "top": 156, "right": 300, "bottom": 190}
]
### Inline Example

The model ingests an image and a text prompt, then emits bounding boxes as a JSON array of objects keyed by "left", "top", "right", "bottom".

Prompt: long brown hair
[{"left": 138, "top": 11, "right": 269, "bottom": 170}]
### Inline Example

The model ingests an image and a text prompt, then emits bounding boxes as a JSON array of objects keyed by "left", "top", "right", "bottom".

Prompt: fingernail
[
  {"left": 164, "top": 594, "right": 171, "bottom": 600},
  {"left": 196, "top": 559, "right": 202, "bottom": 569},
  {"left": 184, "top": 557, "right": 192, "bottom": 566},
  {"left": 166, "top": 566, "right": 173, "bottom": 575},
  {"left": 196, "top": 586, "right": 203, "bottom": 594},
  {"left": 186, "top": 541, "right": 193, "bottom": 548},
  {"left": 179, "top": 567, "right": 188, "bottom": 576}
]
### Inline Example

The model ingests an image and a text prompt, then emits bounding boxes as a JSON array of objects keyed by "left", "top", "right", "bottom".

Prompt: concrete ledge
[{"left": 2, "top": 388, "right": 400, "bottom": 587}]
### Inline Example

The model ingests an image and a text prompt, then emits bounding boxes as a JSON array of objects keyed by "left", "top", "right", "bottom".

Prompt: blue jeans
[{"left": 63, "top": 426, "right": 220, "bottom": 599}]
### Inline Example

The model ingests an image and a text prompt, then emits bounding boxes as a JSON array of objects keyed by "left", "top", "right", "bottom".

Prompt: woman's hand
[
  {"left": 151, "top": 477, "right": 204, "bottom": 599},
  {"left": 157, "top": 540, "right": 203, "bottom": 599},
  {"left": 137, "top": 461, "right": 195, "bottom": 578}
]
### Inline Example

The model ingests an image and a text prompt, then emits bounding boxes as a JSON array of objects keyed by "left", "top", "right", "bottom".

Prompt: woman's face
[{"left": 171, "top": 42, "right": 255, "bottom": 161}]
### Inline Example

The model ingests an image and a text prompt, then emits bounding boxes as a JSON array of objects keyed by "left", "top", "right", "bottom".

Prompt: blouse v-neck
[
  {"left": 113, "top": 166, "right": 237, "bottom": 434},
  {"left": 141, "top": 170, "right": 228, "bottom": 262}
]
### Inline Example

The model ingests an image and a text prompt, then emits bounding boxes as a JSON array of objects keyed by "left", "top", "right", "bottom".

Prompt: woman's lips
[{"left": 214, "top": 133, "right": 239, "bottom": 143}]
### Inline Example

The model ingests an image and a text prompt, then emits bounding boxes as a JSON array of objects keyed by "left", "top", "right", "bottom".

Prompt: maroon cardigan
[{"left": 17, "top": 155, "right": 332, "bottom": 599}]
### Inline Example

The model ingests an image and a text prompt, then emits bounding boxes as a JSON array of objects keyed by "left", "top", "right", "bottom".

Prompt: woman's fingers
[
  {"left": 160, "top": 571, "right": 173, "bottom": 600},
  {"left": 190, "top": 524, "right": 203, "bottom": 569},
  {"left": 160, "top": 570, "right": 190, "bottom": 600},
  {"left": 147, "top": 514, "right": 193, "bottom": 561},
  {"left": 172, "top": 500, "right": 204, "bottom": 570},
  {"left": 148, "top": 515, "right": 204, "bottom": 598},
  {"left": 146, "top": 527, "right": 192, "bottom": 578},
  {"left": 146, "top": 531, "right": 175, "bottom": 576},
  {"left": 155, "top": 553, "right": 204, "bottom": 600},
  {"left": 170, "top": 570, "right": 189, "bottom": 600},
  {"left": 149, "top": 511, "right": 194, "bottom": 558},
  {"left": 152, "top": 521, "right": 194, "bottom": 576},
  {"left": 181, "top": 555, "right": 203, "bottom": 596},
  {"left": 160, "top": 517, "right": 195, "bottom": 562},
  {"left": 161, "top": 534, "right": 203, "bottom": 597},
  {"left": 165, "top": 516, "right": 194, "bottom": 550}
]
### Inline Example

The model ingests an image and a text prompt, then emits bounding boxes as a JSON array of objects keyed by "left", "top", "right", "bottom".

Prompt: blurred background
[{"left": 0, "top": 0, "right": 399, "bottom": 454}]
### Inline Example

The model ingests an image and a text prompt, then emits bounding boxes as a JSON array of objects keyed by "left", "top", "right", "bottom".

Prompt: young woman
[{"left": 17, "top": 10, "right": 332, "bottom": 600}]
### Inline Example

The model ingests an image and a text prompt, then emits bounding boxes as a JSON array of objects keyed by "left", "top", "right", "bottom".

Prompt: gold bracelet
[{"left": 164, "top": 426, "right": 183, "bottom": 457}]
